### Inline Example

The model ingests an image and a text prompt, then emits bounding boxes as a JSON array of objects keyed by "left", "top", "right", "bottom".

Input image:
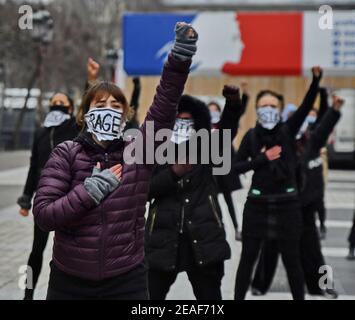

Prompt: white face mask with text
[
  {"left": 170, "top": 118, "right": 195, "bottom": 144},
  {"left": 85, "top": 107, "right": 125, "bottom": 141},
  {"left": 256, "top": 106, "right": 281, "bottom": 130}
]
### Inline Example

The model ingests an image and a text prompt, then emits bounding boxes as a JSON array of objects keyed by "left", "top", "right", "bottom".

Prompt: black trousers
[
  {"left": 251, "top": 239, "right": 279, "bottom": 294},
  {"left": 24, "top": 222, "right": 50, "bottom": 300},
  {"left": 301, "top": 202, "right": 327, "bottom": 294},
  {"left": 46, "top": 261, "right": 149, "bottom": 300},
  {"left": 222, "top": 191, "right": 238, "bottom": 229},
  {"left": 315, "top": 197, "right": 326, "bottom": 227},
  {"left": 252, "top": 201, "right": 327, "bottom": 295},
  {"left": 149, "top": 262, "right": 224, "bottom": 300},
  {"left": 234, "top": 236, "right": 305, "bottom": 300},
  {"left": 349, "top": 210, "right": 355, "bottom": 248}
]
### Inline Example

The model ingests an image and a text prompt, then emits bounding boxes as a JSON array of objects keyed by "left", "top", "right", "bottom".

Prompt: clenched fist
[
  {"left": 222, "top": 85, "right": 240, "bottom": 101},
  {"left": 87, "top": 57, "right": 100, "bottom": 82},
  {"left": 171, "top": 22, "right": 198, "bottom": 61},
  {"left": 311, "top": 66, "right": 323, "bottom": 80}
]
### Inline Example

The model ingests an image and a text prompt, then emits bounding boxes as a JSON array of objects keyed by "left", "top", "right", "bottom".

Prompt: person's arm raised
[
  {"left": 84, "top": 57, "right": 100, "bottom": 91},
  {"left": 311, "top": 95, "right": 343, "bottom": 152},
  {"left": 139, "top": 23, "right": 198, "bottom": 159},
  {"left": 286, "top": 66, "right": 323, "bottom": 137}
]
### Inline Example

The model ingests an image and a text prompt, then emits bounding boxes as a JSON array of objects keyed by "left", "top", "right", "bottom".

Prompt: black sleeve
[
  {"left": 317, "top": 87, "right": 329, "bottom": 124},
  {"left": 233, "top": 130, "right": 268, "bottom": 174},
  {"left": 210, "top": 94, "right": 244, "bottom": 170},
  {"left": 310, "top": 108, "right": 341, "bottom": 152},
  {"left": 22, "top": 130, "right": 41, "bottom": 198},
  {"left": 286, "top": 75, "right": 321, "bottom": 137},
  {"left": 240, "top": 93, "right": 249, "bottom": 118},
  {"left": 219, "top": 94, "right": 244, "bottom": 143},
  {"left": 148, "top": 166, "right": 179, "bottom": 200},
  {"left": 130, "top": 77, "right": 141, "bottom": 112}
]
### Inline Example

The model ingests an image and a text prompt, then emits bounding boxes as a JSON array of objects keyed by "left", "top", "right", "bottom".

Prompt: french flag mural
[{"left": 123, "top": 11, "right": 355, "bottom": 76}]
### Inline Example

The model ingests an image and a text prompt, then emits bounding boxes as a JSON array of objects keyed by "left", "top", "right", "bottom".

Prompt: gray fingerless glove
[
  {"left": 84, "top": 167, "right": 121, "bottom": 205},
  {"left": 171, "top": 23, "right": 198, "bottom": 61}
]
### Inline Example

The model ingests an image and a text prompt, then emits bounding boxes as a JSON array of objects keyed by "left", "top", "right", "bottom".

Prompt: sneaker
[
  {"left": 321, "top": 288, "right": 338, "bottom": 299},
  {"left": 319, "top": 225, "right": 327, "bottom": 240},
  {"left": 251, "top": 287, "right": 265, "bottom": 296},
  {"left": 346, "top": 247, "right": 355, "bottom": 260}
]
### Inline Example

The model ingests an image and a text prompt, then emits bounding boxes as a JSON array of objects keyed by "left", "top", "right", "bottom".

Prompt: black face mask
[{"left": 49, "top": 105, "right": 70, "bottom": 114}]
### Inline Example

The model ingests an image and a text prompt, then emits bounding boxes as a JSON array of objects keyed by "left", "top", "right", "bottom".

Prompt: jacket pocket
[{"left": 208, "top": 195, "right": 222, "bottom": 228}]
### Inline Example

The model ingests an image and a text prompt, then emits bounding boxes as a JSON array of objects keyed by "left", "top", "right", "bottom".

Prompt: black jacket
[
  {"left": 145, "top": 94, "right": 241, "bottom": 272},
  {"left": 17, "top": 118, "right": 79, "bottom": 209},
  {"left": 234, "top": 75, "right": 321, "bottom": 202}
]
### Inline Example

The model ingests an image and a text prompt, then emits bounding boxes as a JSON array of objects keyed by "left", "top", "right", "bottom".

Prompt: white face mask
[
  {"left": 210, "top": 111, "right": 221, "bottom": 124},
  {"left": 256, "top": 106, "right": 281, "bottom": 130},
  {"left": 85, "top": 107, "right": 125, "bottom": 141},
  {"left": 296, "top": 115, "right": 318, "bottom": 139},
  {"left": 43, "top": 108, "right": 70, "bottom": 128},
  {"left": 170, "top": 118, "right": 195, "bottom": 144}
]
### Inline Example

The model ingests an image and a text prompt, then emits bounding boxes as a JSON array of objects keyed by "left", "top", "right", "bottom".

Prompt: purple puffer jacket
[{"left": 33, "top": 55, "right": 191, "bottom": 281}]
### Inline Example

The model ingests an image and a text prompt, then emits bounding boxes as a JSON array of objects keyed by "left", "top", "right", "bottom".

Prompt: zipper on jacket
[
  {"left": 208, "top": 195, "right": 222, "bottom": 228},
  {"left": 104, "top": 152, "right": 109, "bottom": 168},
  {"left": 179, "top": 205, "right": 185, "bottom": 234},
  {"left": 49, "top": 127, "right": 55, "bottom": 150},
  {"left": 100, "top": 152, "right": 109, "bottom": 279},
  {"left": 149, "top": 208, "right": 157, "bottom": 236},
  {"left": 179, "top": 179, "right": 185, "bottom": 234}
]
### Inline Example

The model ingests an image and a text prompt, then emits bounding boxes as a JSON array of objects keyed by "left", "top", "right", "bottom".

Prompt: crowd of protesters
[{"left": 15, "top": 22, "right": 352, "bottom": 300}]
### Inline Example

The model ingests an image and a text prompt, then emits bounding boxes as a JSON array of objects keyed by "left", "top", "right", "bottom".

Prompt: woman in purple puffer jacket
[{"left": 33, "top": 22, "right": 198, "bottom": 300}]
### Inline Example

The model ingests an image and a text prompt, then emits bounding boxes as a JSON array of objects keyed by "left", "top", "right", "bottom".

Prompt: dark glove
[
  {"left": 222, "top": 85, "right": 241, "bottom": 104},
  {"left": 17, "top": 194, "right": 32, "bottom": 210}
]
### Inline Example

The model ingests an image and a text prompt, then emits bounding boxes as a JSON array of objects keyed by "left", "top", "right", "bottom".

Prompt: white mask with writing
[
  {"left": 170, "top": 118, "right": 195, "bottom": 144},
  {"left": 85, "top": 107, "right": 125, "bottom": 141},
  {"left": 256, "top": 106, "right": 281, "bottom": 130}
]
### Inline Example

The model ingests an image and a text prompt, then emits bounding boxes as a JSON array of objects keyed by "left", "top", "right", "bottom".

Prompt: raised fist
[
  {"left": 175, "top": 22, "right": 198, "bottom": 42},
  {"left": 171, "top": 22, "right": 198, "bottom": 61},
  {"left": 87, "top": 57, "right": 100, "bottom": 82},
  {"left": 222, "top": 85, "right": 241, "bottom": 103},
  {"left": 311, "top": 66, "right": 323, "bottom": 80}
]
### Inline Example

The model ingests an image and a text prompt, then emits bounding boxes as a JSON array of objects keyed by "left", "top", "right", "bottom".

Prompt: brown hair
[
  {"left": 50, "top": 92, "right": 75, "bottom": 114},
  {"left": 76, "top": 81, "right": 134, "bottom": 128}
]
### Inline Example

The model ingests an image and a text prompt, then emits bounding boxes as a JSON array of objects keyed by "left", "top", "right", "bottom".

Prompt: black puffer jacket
[
  {"left": 17, "top": 117, "right": 79, "bottom": 209},
  {"left": 145, "top": 94, "right": 241, "bottom": 272}
]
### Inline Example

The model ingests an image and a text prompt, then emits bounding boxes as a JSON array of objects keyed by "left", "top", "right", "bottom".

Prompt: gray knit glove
[
  {"left": 171, "top": 22, "right": 198, "bottom": 61},
  {"left": 84, "top": 166, "right": 121, "bottom": 205}
]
